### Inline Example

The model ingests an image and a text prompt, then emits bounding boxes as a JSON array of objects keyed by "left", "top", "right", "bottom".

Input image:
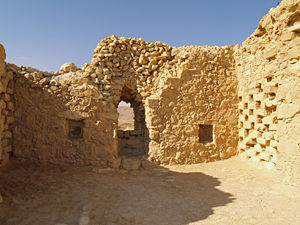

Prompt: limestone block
[
  {"left": 248, "top": 115, "right": 256, "bottom": 123},
  {"left": 270, "top": 140, "right": 278, "bottom": 148},
  {"left": 257, "top": 137, "right": 267, "bottom": 146},
  {"left": 259, "top": 152, "right": 270, "bottom": 161},
  {"left": 245, "top": 137, "right": 256, "bottom": 145},
  {"left": 249, "top": 102, "right": 256, "bottom": 109},
  {"left": 254, "top": 92, "right": 264, "bottom": 101},
  {"left": 245, "top": 149, "right": 253, "bottom": 158},
  {"left": 262, "top": 116, "right": 273, "bottom": 125},
  {"left": 266, "top": 146, "right": 277, "bottom": 155},
  {"left": 256, "top": 108, "right": 267, "bottom": 117},
  {"left": 248, "top": 130, "right": 259, "bottom": 139},
  {"left": 238, "top": 102, "right": 244, "bottom": 109},
  {"left": 254, "top": 143, "right": 262, "bottom": 152},
  {"left": 244, "top": 121, "right": 252, "bottom": 129},
  {"left": 287, "top": 45, "right": 300, "bottom": 60},
  {"left": 263, "top": 132, "right": 274, "bottom": 140},
  {"left": 60, "top": 62, "right": 79, "bottom": 73},
  {"left": 239, "top": 129, "right": 246, "bottom": 137}
]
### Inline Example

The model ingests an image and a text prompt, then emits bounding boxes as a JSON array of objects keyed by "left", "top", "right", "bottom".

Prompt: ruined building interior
[
  {"left": 0, "top": 0, "right": 299, "bottom": 222},
  {"left": 0, "top": 0, "right": 299, "bottom": 183}
]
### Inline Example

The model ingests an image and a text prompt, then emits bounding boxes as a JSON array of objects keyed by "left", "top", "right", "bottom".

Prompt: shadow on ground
[{"left": 0, "top": 160, "right": 235, "bottom": 225}]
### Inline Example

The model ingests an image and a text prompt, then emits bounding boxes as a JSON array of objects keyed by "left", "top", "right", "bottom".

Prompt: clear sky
[{"left": 0, "top": 0, "right": 278, "bottom": 72}]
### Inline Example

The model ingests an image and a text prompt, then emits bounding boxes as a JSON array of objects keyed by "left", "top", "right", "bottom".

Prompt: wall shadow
[{"left": 0, "top": 160, "right": 235, "bottom": 225}]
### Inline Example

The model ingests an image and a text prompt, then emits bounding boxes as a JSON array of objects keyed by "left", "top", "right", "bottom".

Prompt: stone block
[
  {"left": 254, "top": 92, "right": 264, "bottom": 101},
  {"left": 266, "top": 146, "right": 277, "bottom": 155},
  {"left": 257, "top": 137, "right": 267, "bottom": 146},
  {"left": 256, "top": 108, "right": 267, "bottom": 117},
  {"left": 263, "top": 132, "right": 274, "bottom": 140},
  {"left": 122, "top": 157, "right": 141, "bottom": 170},
  {"left": 262, "top": 116, "right": 273, "bottom": 125},
  {"left": 254, "top": 143, "right": 263, "bottom": 152},
  {"left": 259, "top": 152, "right": 270, "bottom": 161},
  {"left": 248, "top": 130, "right": 259, "bottom": 139},
  {"left": 244, "top": 121, "right": 252, "bottom": 129},
  {"left": 269, "top": 123, "right": 277, "bottom": 131},
  {"left": 270, "top": 140, "right": 278, "bottom": 148}
]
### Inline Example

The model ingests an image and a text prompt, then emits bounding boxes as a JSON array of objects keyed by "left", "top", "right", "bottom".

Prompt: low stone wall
[{"left": 0, "top": 44, "right": 14, "bottom": 166}]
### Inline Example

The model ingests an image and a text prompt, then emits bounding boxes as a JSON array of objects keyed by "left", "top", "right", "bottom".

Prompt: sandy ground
[
  {"left": 0, "top": 157, "right": 300, "bottom": 225},
  {"left": 117, "top": 106, "right": 134, "bottom": 130}
]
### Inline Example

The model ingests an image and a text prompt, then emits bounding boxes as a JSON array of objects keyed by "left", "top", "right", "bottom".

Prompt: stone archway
[{"left": 117, "top": 85, "right": 149, "bottom": 157}]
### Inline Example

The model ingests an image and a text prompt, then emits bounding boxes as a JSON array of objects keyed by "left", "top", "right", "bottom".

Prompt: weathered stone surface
[
  {"left": 60, "top": 62, "right": 79, "bottom": 73},
  {"left": 0, "top": 0, "right": 299, "bottom": 187}
]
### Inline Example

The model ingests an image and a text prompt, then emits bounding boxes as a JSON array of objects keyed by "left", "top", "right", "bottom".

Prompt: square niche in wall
[
  {"left": 67, "top": 119, "right": 84, "bottom": 140},
  {"left": 199, "top": 124, "right": 213, "bottom": 144}
]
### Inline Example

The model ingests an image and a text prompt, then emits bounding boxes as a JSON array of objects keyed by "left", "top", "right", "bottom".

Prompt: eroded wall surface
[
  {"left": 235, "top": 0, "right": 300, "bottom": 185},
  {"left": 0, "top": 45, "right": 14, "bottom": 166},
  {"left": 145, "top": 46, "right": 238, "bottom": 164},
  {"left": 10, "top": 64, "right": 118, "bottom": 166}
]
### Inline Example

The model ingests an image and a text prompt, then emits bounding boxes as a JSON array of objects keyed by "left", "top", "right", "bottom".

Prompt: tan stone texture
[{"left": 0, "top": 0, "right": 299, "bottom": 186}]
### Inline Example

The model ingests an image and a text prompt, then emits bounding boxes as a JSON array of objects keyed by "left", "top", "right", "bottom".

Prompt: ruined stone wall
[
  {"left": 235, "top": 0, "right": 300, "bottom": 184},
  {"left": 7, "top": 35, "right": 239, "bottom": 167},
  {"left": 145, "top": 46, "right": 238, "bottom": 164},
  {"left": 10, "top": 64, "right": 119, "bottom": 167},
  {"left": 0, "top": 44, "right": 14, "bottom": 166}
]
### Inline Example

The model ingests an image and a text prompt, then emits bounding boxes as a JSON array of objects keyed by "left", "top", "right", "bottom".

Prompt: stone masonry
[{"left": 0, "top": 0, "right": 299, "bottom": 185}]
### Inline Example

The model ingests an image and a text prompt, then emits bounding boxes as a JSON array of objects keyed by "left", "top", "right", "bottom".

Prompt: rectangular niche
[
  {"left": 199, "top": 124, "right": 213, "bottom": 144},
  {"left": 67, "top": 119, "right": 84, "bottom": 140}
]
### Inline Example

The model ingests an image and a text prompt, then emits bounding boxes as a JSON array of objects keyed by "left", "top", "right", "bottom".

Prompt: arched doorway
[{"left": 117, "top": 86, "right": 149, "bottom": 157}]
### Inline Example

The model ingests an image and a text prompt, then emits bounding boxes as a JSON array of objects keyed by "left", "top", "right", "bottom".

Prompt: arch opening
[{"left": 117, "top": 86, "right": 149, "bottom": 157}]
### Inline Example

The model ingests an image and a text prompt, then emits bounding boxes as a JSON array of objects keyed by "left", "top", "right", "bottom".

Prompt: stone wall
[
  {"left": 145, "top": 46, "right": 238, "bottom": 164},
  {"left": 1, "top": 0, "right": 298, "bottom": 179},
  {"left": 10, "top": 64, "right": 119, "bottom": 167},
  {"left": 6, "top": 36, "right": 239, "bottom": 167},
  {"left": 0, "top": 44, "right": 14, "bottom": 166},
  {"left": 235, "top": 0, "right": 300, "bottom": 185}
]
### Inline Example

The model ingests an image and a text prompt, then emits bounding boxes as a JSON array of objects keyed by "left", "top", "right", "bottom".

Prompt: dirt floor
[{"left": 0, "top": 157, "right": 300, "bottom": 225}]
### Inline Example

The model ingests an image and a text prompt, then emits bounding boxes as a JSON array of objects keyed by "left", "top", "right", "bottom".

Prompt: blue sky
[{"left": 0, "top": 0, "right": 278, "bottom": 72}]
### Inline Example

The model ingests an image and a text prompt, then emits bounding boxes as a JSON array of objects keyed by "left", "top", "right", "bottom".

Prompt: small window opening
[
  {"left": 199, "top": 124, "right": 213, "bottom": 144},
  {"left": 117, "top": 101, "right": 134, "bottom": 131},
  {"left": 68, "top": 119, "right": 84, "bottom": 140}
]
